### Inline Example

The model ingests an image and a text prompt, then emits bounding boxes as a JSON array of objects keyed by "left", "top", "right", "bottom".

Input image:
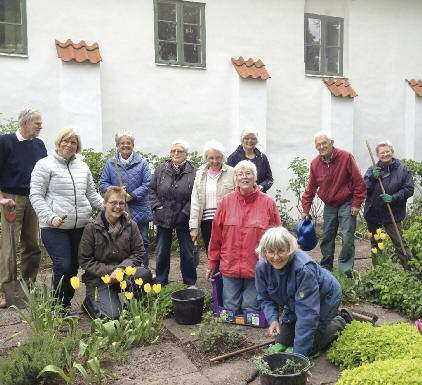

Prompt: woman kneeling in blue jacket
[{"left": 255, "top": 227, "right": 351, "bottom": 357}]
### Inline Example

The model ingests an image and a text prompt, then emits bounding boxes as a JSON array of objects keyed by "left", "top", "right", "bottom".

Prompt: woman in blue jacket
[
  {"left": 100, "top": 132, "right": 153, "bottom": 268},
  {"left": 255, "top": 227, "right": 351, "bottom": 357},
  {"left": 363, "top": 141, "right": 414, "bottom": 270}
]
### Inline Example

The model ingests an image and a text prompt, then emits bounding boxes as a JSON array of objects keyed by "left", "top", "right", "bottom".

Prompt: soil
[{"left": 0, "top": 237, "right": 411, "bottom": 385}]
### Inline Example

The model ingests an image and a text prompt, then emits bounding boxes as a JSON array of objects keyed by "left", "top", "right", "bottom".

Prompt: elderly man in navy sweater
[{"left": 0, "top": 107, "right": 47, "bottom": 307}]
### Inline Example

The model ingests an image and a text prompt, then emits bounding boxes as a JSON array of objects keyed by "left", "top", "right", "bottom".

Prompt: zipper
[{"left": 67, "top": 161, "right": 78, "bottom": 229}]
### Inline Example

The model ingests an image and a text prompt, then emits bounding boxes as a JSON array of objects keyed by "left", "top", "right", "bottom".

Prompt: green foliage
[
  {"left": 0, "top": 114, "right": 19, "bottom": 135},
  {"left": 198, "top": 311, "right": 245, "bottom": 354},
  {"left": 359, "top": 262, "right": 422, "bottom": 319},
  {"left": 402, "top": 158, "right": 422, "bottom": 194},
  {"left": 81, "top": 148, "right": 114, "bottom": 188},
  {"left": 254, "top": 356, "right": 302, "bottom": 375},
  {"left": 153, "top": 282, "right": 187, "bottom": 319},
  {"left": 0, "top": 332, "right": 79, "bottom": 385},
  {"left": 336, "top": 358, "right": 422, "bottom": 385},
  {"left": 404, "top": 216, "right": 422, "bottom": 273},
  {"left": 274, "top": 188, "right": 294, "bottom": 230},
  {"left": 332, "top": 270, "right": 361, "bottom": 304},
  {"left": 328, "top": 321, "right": 422, "bottom": 370}
]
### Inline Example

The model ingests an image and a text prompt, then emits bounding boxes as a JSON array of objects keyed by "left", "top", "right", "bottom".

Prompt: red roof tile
[
  {"left": 323, "top": 78, "right": 357, "bottom": 98},
  {"left": 231, "top": 56, "right": 270, "bottom": 80},
  {"left": 406, "top": 79, "right": 422, "bottom": 97},
  {"left": 55, "top": 39, "right": 102, "bottom": 64}
]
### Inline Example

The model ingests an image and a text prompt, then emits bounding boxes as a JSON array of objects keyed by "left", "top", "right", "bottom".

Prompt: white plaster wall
[
  {"left": 331, "top": 97, "right": 354, "bottom": 153},
  {"left": 404, "top": 85, "right": 416, "bottom": 160},
  {"left": 415, "top": 98, "right": 422, "bottom": 162}
]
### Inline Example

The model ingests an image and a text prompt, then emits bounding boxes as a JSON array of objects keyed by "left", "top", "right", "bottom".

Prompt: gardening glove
[
  {"left": 372, "top": 166, "right": 381, "bottom": 178},
  {"left": 285, "top": 346, "right": 294, "bottom": 353},
  {"left": 380, "top": 193, "right": 393, "bottom": 203},
  {"left": 267, "top": 343, "right": 287, "bottom": 353}
]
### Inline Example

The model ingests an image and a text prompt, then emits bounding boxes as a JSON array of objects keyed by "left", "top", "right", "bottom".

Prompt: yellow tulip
[
  {"left": 376, "top": 228, "right": 382, "bottom": 235},
  {"left": 374, "top": 234, "right": 380, "bottom": 241},
  {"left": 367, "top": 232, "right": 373, "bottom": 239},
  {"left": 380, "top": 233, "right": 387, "bottom": 240},
  {"left": 144, "top": 283, "right": 152, "bottom": 293},
  {"left": 115, "top": 269, "right": 124, "bottom": 282},
  {"left": 124, "top": 291, "right": 134, "bottom": 300},
  {"left": 125, "top": 266, "right": 137, "bottom": 276},
  {"left": 378, "top": 242, "right": 384, "bottom": 250},
  {"left": 70, "top": 276, "right": 80, "bottom": 290},
  {"left": 371, "top": 247, "right": 378, "bottom": 254},
  {"left": 134, "top": 277, "right": 143, "bottom": 287},
  {"left": 101, "top": 274, "right": 111, "bottom": 284},
  {"left": 120, "top": 281, "right": 127, "bottom": 291},
  {"left": 152, "top": 283, "right": 162, "bottom": 294}
]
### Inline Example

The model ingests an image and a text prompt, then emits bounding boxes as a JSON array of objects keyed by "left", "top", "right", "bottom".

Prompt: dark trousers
[
  {"left": 83, "top": 268, "right": 152, "bottom": 320},
  {"left": 200, "top": 219, "right": 213, "bottom": 253},
  {"left": 41, "top": 227, "right": 84, "bottom": 307},
  {"left": 155, "top": 225, "right": 197, "bottom": 286},
  {"left": 137, "top": 222, "right": 150, "bottom": 269},
  {"left": 367, "top": 221, "right": 412, "bottom": 270}
]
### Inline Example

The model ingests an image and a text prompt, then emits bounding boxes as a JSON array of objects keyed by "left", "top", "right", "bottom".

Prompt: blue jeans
[
  {"left": 320, "top": 200, "right": 356, "bottom": 274},
  {"left": 137, "top": 222, "right": 150, "bottom": 269},
  {"left": 41, "top": 227, "right": 84, "bottom": 307},
  {"left": 222, "top": 276, "right": 259, "bottom": 313},
  {"left": 155, "top": 225, "right": 197, "bottom": 286}
]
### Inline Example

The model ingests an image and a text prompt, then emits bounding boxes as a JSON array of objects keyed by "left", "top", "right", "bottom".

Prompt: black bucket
[
  {"left": 171, "top": 288, "right": 205, "bottom": 325},
  {"left": 260, "top": 352, "right": 311, "bottom": 385}
]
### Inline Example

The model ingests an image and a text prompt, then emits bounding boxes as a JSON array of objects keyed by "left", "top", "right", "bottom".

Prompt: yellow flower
[
  {"left": 374, "top": 234, "right": 380, "bottom": 241},
  {"left": 376, "top": 228, "right": 382, "bottom": 235},
  {"left": 120, "top": 281, "right": 127, "bottom": 291},
  {"left": 134, "top": 277, "right": 143, "bottom": 287},
  {"left": 124, "top": 291, "right": 134, "bottom": 300},
  {"left": 378, "top": 242, "right": 384, "bottom": 250},
  {"left": 367, "top": 232, "right": 373, "bottom": 239},
  {"left": 70, "top": 276, "right": 80, "bottom": 290},
  {"left": 125, "top": 266, "right": 137, "bottom": 276},
  {"left": 115, "top": 269, "right": 124, "bottom": 282},
  {"left": 371, "top": 247, "right": 378, "bottom": 254},
  {"left": 152, "top": 283, "right": 162, "bottom": 294},
  {"left": 144, "top": 283, "right": 151, "bottom": 293},
  {"left": 101, "top": 274, "right": 111, "bottom": 285},
  {"left": 380, "top": 233, "right": 387, "bottom": 240}
]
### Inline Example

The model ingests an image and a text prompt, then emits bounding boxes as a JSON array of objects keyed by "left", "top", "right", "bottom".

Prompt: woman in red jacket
[{"left": 206, "top": 160, "right": 281, "bottom": 313}]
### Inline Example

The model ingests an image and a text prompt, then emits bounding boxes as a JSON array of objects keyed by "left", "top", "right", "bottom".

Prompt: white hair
[
  {"left": 18, "top": 107, "right": 41, "bottom": 127},
  {"left": 256, "top": 227, "right": 298, "bottom": 262},
  {"left": 234, "top": 160, "right": 257, "bottom": 181},
  {"left": 115, "top": 131, "right": 135, "bottom": 146},
  {"left": 313, "top": 130, "right": 333, "bottom": 141},
  {"left": 203, "top": 139, "right": 225, "bottom": 161},
  {"left": 171, "top": 139, "right": 189, "bottom": 152},
  {"left": 240, "top": 127, "right": 259, "bottom": 144},
  {"left": 376, "top": 141, "right": 394, "bottom": 154}
]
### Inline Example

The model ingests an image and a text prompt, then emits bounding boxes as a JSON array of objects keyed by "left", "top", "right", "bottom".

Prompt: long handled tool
[
  {"left": 2, "top": 205, "right": 26, "bottom": 308},
  {"left": 365, "top": 141, "right": 408, "bottom": 269}
]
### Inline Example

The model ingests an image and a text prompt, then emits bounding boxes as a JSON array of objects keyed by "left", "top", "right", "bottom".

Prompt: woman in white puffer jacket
[{"left": 30, "top": 128, "right": 103, "bottom": 309}]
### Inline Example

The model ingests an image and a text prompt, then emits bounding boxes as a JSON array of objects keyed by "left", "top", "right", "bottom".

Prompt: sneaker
[{"left": 339, "top": 308, "right": 354, "bottom": 324}]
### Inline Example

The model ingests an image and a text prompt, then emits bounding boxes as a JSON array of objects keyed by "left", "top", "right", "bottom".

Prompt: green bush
[
  {"left": 404, "top": 216, "right": 422, "bottom": 273},
  {"left": 336, "top": 358, "right": 422, "bottom": 385},
  {"left": 0, "top": 114, "right": 18, "bottom": 135},
  {"left": 328, "top": 321, "right": 422, "bottom": 370},
  {"left": 332, "top": 270, "right": 360, "bottom": 304},
  {"left": 359, "top": 262, "right": 422, "bottom": 319}
]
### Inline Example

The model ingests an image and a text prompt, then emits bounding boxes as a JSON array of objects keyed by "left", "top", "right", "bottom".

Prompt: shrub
[
  {"left": 0, "top": 114, "right": 19, "bottom": 135},
  {"left": 332, "top": 270, "right": 360, "bottom": 304},
  {"left": 327, "top": 321, "right": 422, "bottom": 370},
  {"left": 404, "top": 216, "right": 422, "bottom": 273},
  {"left": 336, "top": 359, "right": 422, "bottom": 385},
  {"left": 359, "top": 262, "right": 422, "bottom": 319}
]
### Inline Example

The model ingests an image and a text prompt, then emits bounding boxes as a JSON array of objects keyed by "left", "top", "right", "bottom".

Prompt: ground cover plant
[
  {"left": 335, "top": 358, "right": 422, "bottom": 385},
  {"left": 327, "top": 321, "right": 422, "bottom": 370},
  {"left": 254, "top": 356, "right": 302, "bottom": 375}
]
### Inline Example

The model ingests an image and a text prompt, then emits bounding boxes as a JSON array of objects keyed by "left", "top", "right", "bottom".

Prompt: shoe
[
  {"left": 0, "top": 291, "right": 6, "bottom": 309},
  {"left": 187, "top": 285, "right": 198, "bottom": 290},
  {"left": 339, "top": 308, "right": 354, "bottom": 324}
]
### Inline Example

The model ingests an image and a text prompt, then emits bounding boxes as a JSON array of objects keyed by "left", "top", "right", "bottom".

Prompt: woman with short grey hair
[
  {"left": 227, "top": 127, "right": 273, "bottom": 192},
  {"left": 255, "top": 226, "right": 351, "bottom": 357},
  {"left": 190, "top": 139, "right": 235, "bottom": 252}
]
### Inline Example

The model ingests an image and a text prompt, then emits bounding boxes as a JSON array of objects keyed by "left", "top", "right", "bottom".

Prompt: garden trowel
[{"left": 2, "top": 205, "right": 26, "bottom": 308}]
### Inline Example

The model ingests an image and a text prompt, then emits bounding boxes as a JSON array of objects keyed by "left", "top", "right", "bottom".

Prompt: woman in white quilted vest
[{"left": 30, "top": 128, "right": 103, "bottom": 309}]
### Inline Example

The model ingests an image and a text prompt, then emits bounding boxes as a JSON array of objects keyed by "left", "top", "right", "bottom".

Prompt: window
[
  {"left": 0, "top": 0, "right": 27, "bottom": 55},
  {"left": 154, "top": 0, "right": 205, "bottom": 67},
  {"left": 304, "top": 14, "right": 343, "bottom": 76}
]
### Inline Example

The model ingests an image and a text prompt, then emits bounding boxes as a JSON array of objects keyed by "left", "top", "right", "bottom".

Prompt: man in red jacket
[{"left": 301, "top": 131, "right": 366, "bottom": 275}]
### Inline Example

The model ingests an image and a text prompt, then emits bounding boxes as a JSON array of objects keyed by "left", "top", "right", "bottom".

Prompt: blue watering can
[{"left": 295, "top": 216, "right": 318, "bottom": 251}]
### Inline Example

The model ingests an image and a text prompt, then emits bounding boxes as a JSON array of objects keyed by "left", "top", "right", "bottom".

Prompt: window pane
[
  {"left": 326, "top": 47, "right": 340, "bottom": 74},
  {"left": 0, "top": 0, "right": 21, "bottom": 23},
  {"left": 158, "top": 21, "right": 176, "bottom": 41},
  {"left": 0, "top": 23, "right": 22, "bottom": 52},
  {"left": 157, "top": 2, "right": 176, "bottom": 21},
  {"left": 159, "top": 41, "right": 177, "bottom": 61},
  {"left": 305, "top": 45, "right": 320, "bottom": 72},
  {"left": 326, "top": 19, "right": 341, "bottom": 46},
  {"left": 184, "top": 24, "right": 200, "bottom": 44},
  {"left": 184, "top": 44, "right": 200, "bottom": 64},
  {"left": 305, "top": 18, "right": 320, "bottom": 44},
  {"left": 183, "top": 5, "right": 200, "bottom": 24}
]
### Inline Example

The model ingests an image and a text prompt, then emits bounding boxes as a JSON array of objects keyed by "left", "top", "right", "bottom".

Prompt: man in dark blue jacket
[
  {"left": 364, "top": 141, "right": 414, "bottom": 270},
  {"left": 0, "top": 107, "right": 47, "bottom": 307}
]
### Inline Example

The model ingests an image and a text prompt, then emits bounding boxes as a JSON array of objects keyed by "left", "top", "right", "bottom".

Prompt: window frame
[
  {"left": 154, "top": 0, "right": 206, "bottom": 68},
  {"left": 0, "top": 0, "right": 28, "bottom": 56},
  {"left": 304, "top": 13, "right": 343, "bottom": 76}
]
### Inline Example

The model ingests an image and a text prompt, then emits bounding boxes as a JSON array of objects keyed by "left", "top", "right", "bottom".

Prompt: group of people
[{"left": 0, "top": 106, "right": 415, "bottom": 357}]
